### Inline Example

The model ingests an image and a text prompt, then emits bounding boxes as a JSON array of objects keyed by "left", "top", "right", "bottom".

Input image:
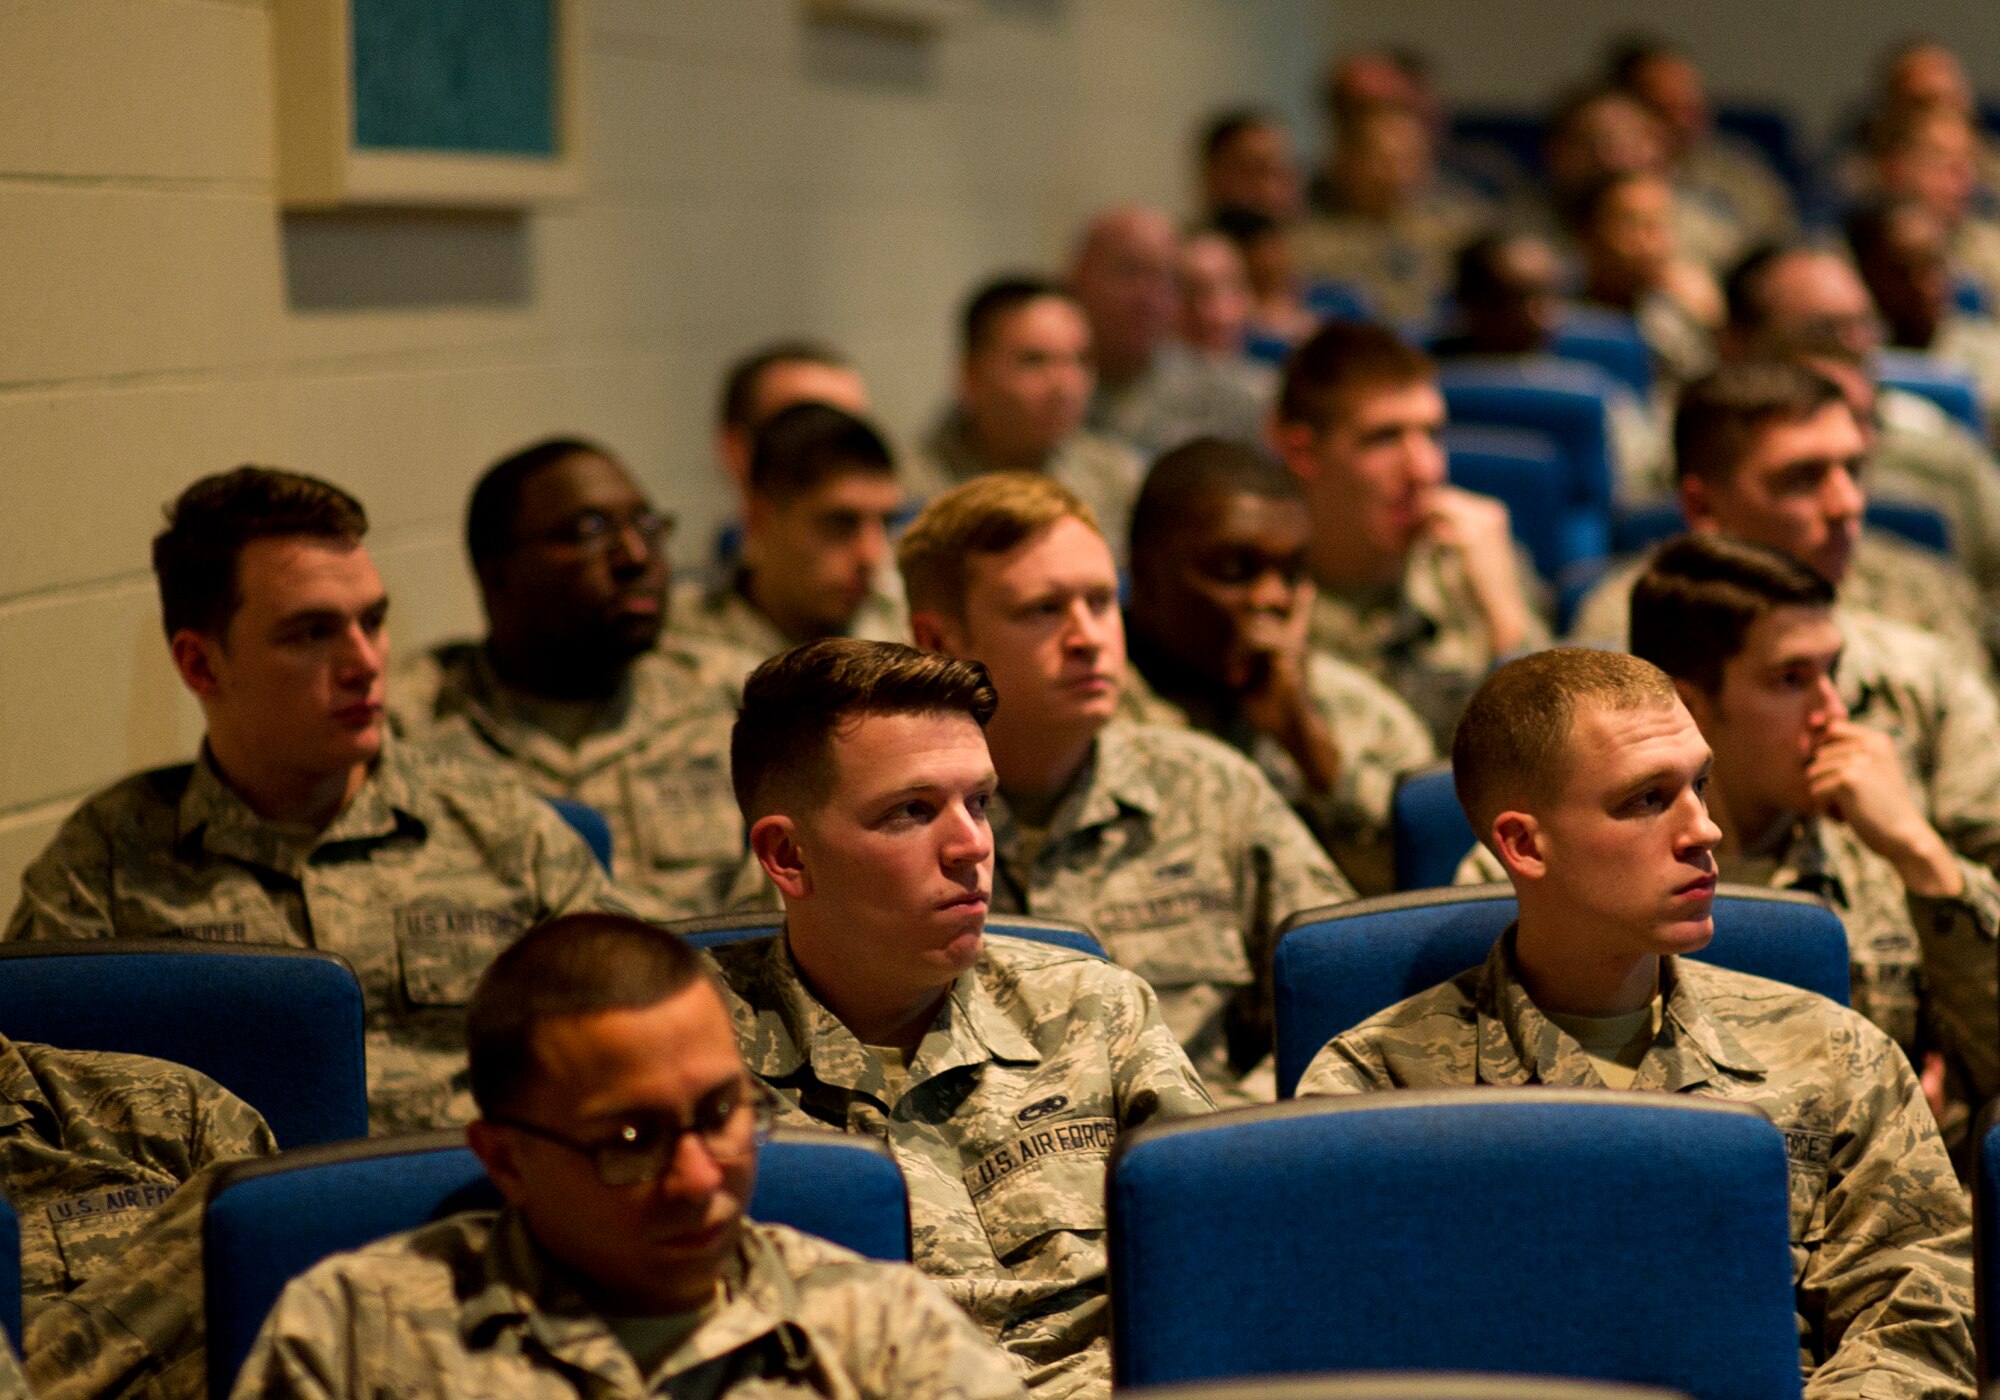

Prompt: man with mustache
[
  {"left": 708, "top": 640, "right": 1214, "bottom": 1400},
  {"left": 391, "top": 437, "right": 754, "bottom": 918}
]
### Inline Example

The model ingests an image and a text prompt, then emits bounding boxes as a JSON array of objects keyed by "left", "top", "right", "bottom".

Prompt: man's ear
[
  {"left": 1671, "top": 677, "right": 1715, "bottom": 730},
  {"left": 749, "top": 814, "right": 810, "bottom": 901},
  {"left": 1270, "top": 421, "right": 1320, "bottom": 482},
  {"left": 466, "top": 1120, "right": 532, "bottom": 1208},
  {"left": 169, "top": 629, "right": 223, "bottom": 701},
  {"left": 1678, "top": 474, "right": 1715, "bottom": 532},
  {"left": 1491, "top": 809, "right": 1546, "bottom": 883},
  {"left": 909, "top": 608, "right": 965, "bottom": 656}
]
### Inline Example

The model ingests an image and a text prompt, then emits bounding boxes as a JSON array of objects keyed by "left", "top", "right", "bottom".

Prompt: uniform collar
[
  {"left": 433, "top": 643, "right": 672, "bottom": 780},
  {"left": 176, "top": 740, "right": 418, "bottom": 877},
  {"left": 925, "top": 408, "right": 1071, "bottom": 482},
  {"left": 0, "top": 1036, "right": 41, "bottom": 1134},
  {"left": 990, "top": 724, "right": 1163, "bottom": 856},
  {"left": 1473, "top": 928, "right": 1766, "bottom": 1091},
  {"left": 461, "top": 1210, "right": 820, "bottom": 1388}
]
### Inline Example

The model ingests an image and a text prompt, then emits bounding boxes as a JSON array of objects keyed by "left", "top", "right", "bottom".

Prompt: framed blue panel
[{"left": 351, "top": 0, "right": 558, "bottom": 155}]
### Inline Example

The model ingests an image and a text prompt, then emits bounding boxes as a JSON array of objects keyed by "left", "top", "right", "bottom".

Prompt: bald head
[{"left": 1069, "top": 205, "right": 1179, "bottom": 383}]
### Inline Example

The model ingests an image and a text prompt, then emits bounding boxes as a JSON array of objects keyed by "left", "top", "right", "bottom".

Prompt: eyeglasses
[
  {"left": 489, "top": 1078, "right": 777, "bottom": 1186},
  {"left": 518, "top": 507, "right": 675, "bottom": 554}
]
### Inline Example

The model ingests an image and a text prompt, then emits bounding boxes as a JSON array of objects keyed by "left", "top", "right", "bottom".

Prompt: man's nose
[
  {"left": 1822, "top": 465, "right": 1865, "bottom": 521},
  {"left": 1813, "top": 673, "right": 1849, "bottom": 725},
  {"left": 341, "top": 623, "right": 385, "bottom": 680},
  {"left": 1405, "top": 430, "right": 1447, "bottom": 486},
  {"left": 941, "top": 802, "right": 993, "bottom": 868},
  {"left": 657, "top": 1130, "right": 727, "bottom": 1200},
  {"left": 1245, "top": 568, "right": 1293, "bottom": 613}
]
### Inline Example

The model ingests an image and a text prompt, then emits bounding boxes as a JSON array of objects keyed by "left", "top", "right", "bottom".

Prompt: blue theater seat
[
  {"left": 1612, "top": 500, "right": 1954, "bottom": 558},
  {"left": 1442, "top": 425, "right": 1567, "bottom": 582},
  {"left": 1126, "top": 1378, "right": 1689, "bottom": 1400},
  {"left": 0, "top": 942, "right": 367, "bottom": 1149},
  {"left": 1876, "top": 350, "right": 1987, "bottom": 439},
  {"left": 666, "top": 911, "right": 1107, "bottom": 961},
  {"left": 1973, "top": 1104, "right": 2000, "bottom": 1374},
  {"left": 545, "top": 796, "right": 614, "bottom": 873},
  {"left": 0, "top": 1194, "right": 17, "bottom": 1352},
  {"left": 1389, "top": 762, "right": 1473, "bottom": 893},
  {"left": 1551, "top": 306, "right": 1652, "bottom": 398},
  {"left": 203, "top": 1127, "right": 908, "bottom": 1399},
  {"left": 1107, "top": 1091, "right": 1800, "bottom": 1398},
  {"left": 1271, "top": 885, "right": 1850, "bottom": 1097}
]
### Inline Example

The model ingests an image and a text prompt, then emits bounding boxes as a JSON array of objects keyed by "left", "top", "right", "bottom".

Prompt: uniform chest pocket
[
  {"left": 394, "top": 899, "right": 532, "bottom": 1006},
  {"left": 962, "top": 1117, "right": 1115, "bottom": 1261},
  {"left": 1089, "top": 900, "right": 1250, "bottom": 991},
  {"left": 1785, "top": 1128, "right": 1834, "bottom": 1251},
  {"left": 45, "top": 1179, "right": 181, "bottom": 1291}
]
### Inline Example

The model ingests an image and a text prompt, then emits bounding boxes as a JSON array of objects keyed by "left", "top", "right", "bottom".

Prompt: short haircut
[
  {"left": 897, "top": 472, "right": 1100, "bottom": 619},
  {"left": 465, "top": 436, "right": 615, "bottom": 569},
  {"left": 1605, "top": 33, "right": 1680, "bottom": 88},
  {"left": 1277, "top": 320, "right": 1435, "bottom": 431},
  {"left": 153, "top": 466, "right": 368, "bottom": 640},
  {"left": 717, "top": 341, "right": 851, "bottom": 433},
  {"left": 747, "top": 402, "right": 894, "bottom": 505},
  {"left": 466, "top": 912, "right": 709, "bottom": 1118},
  {"left": 1201, "top": 107, "right": 1278, "bottom": 163},
  {"left": 1452, "top": 232, "right": 1537, "bottom": 305},
  {"left": 1568, "top": 168, "right": 1653, "bottom": 234},
  {"left": 1672, "top": 359, "right": 1845, "bottom": 485},
  {"left": 730, "top": 638, "right": 998, "bottom": 821},
  {"left": 1451, "top": 648, "right": 1679, "bottom": 844},
  {"left": 1844, "top": 196, "right": 1930, "bottom": 266},
  {"left": 1131, "top": 437, "right": 1300, "bottom": 561},
  {"left": 1631, "top": 534, "right": 1834, "bottom": 696},
  {"left": 1721, "top": 241, "right": 1793, "bottom": 334},
  {"left": 961, "top": 275, "right": 1072, "bottom": 357}
]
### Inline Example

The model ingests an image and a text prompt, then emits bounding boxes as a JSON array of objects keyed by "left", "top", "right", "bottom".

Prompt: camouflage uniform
[
  {"left": 1120, "top": 655, "right": 1437, "bottom": 897},
  {"left": 1869, "top": 386, "right": 2000, "bottom": 632},
  {"left": 985, "top": 722, "right": 1355, "bottom": 1102},
  {"left": 711, "top": 931, "right": 1214, "bottom": 1400},
  {"left": 1950, "top": 217, "right": 2000, "bottom": 315},
  {"left": 908, "top": 413, "right": 1145, "bottom": 567},
  {"left": 1308, "top": 536, "right": 1553, "bottom": 749},
  {"left": 1928, "top": 317, "right": 2000, "bottom": 430},
  {"left": 0, "top": 1336, "right": 23, "bottom": 1400},
  {"left": 389, "top": 642, "right": 756, "bottom": 918},
  {"left": 1298, "top": 932, "right": 1976, "bottom": 1398},
  {"left": 1566, "top": 532, "right": 1989, "bottom": 673},
  {"left": 1293, "top": 194, "right": 1488, "bottom": 326},
  {"left": 1083, "top": 341, "right": 1269, "bottom": 463},
  {"left": 667, "top": 573, "right": 909, "bottom": 672},
  {"left": 229, "top": 1210, "right": 1027, "bottom": 1400},
  {"left": 1678, "top": 138, "right": 1798, "bottom": 250},
  {"left": 3, "top": 737, "right": 614, "bottom": 1133},
  {"left": 1, "top": 1037, "right": 274, "bottom": 1315}
]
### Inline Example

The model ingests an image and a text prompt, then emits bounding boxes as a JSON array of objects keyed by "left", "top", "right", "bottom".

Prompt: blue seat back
[
  {"left": 1271, "top": 886, "right": 1851, "bottom": 1097},
  {"left": 1953, "top": 276, "right": 1992, "bottom": 318},
  {"left": 1442, "top": 426, "right": 1566, "bottom": 582},
  {"left": 0, "top": 1194, "right": 17, "bottom": 1352},
  {"left": 1875, "top": 350, "right": 1987, "bottom": 438},
  {"left": 669, "top": 912, "right": 1108, "bottom": 961},
  {"left": 1302, "top": 280, "right": 1370, "bottom": 322},
  {"left": 0, "top": 943, "right": 367, "bottom": 1149},
  {"left": 1614, "top": 501, "right": 1954, "bottom": 558},
  {"left": 1108, "top": 1092, "right": 1801, "bottom": 1398},
  {"left": 1389, "top": 763, "right": 1473, "bottom": 893},
  {"left": 1447, "top": 113, "right": 1544, "bottom": 179},
  {"left": 1551, "top": 306, "right": 1652, "bottom": 397},
  {"left": 1864, "top": 499, "right": 1953, "bottom": 555},
  {"left": 1438, "top": 362, "right": 1617, "bottom": 567},
  {"left": 545, "top": 797, "right": 613, "bottom": 873},
  {"left": 204, "top": 1127, "right": 908, "bottom": 1399},
  {"left": 1976, "top": 1107, "right": 2000, "bottom": 1375}
]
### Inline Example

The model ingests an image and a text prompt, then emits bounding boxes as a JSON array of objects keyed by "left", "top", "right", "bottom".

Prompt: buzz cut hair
[
  {"left": 1201, "top": 107, "right": 1280, "bottom": 163},
  {"left": 730, "top": 638, "right": 998, "bottom": 823},
  {"left": 466, "top": 912, "right": 711, "bottom": 1118},
  {"left": 153, "top": 466, "right": 369, "bottom": 640},
  {"left": 897, "top": 472, "right": 1101, "bottom": 621},
  {"left": 1672, "top": 358, "right": 1846, "bottom": 487},
  {"left": 717, "top": 340, "right": 852, "bottom": 433},
  {"left": 1630, "top": 533, "right": 1835, "bottom": 696},
  {"left": 465, "top": 436, "right": 617, "bottom": 569},
  {"left": 961, "top": 275, "right": 1075, "bottom": 357},
  {"left": 1451, "top": 648, "right": 1679, "bottom": 848},
  {"left": 747, "top": 402, "right": 895, "bottom": 506},
  {"left": 1131, "top": 437, "right": 1300, "bottom": 562},
  {"left": 1276, "top": 320, "right": 1436, "bottom": 432}
]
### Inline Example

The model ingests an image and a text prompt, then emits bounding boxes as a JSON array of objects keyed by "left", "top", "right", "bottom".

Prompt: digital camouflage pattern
[
  {"left": 389, "top": 641, "right": 760, "bottom": 918},
  {"left": 667, "top": 571, "right": 910, "bottom": 672},
  {"left": 1563, "top": 597, "right": 2000, "bottom": 871},
  {"left": 1868, "top": 385, "right": 2000, "bottom": 643},
  {"left": 1678, "top": 138, "right": 1799, "bottom": 249},
  {"left": 1, "top": 1036, "right": 274, "bottom": 1314},
  {"left": 3, "top": 737, "right": 614, "bottom": 1133},
  {"left": 1308, "top": 535, "right": 1553, "bottom": 749},
  {"left": 0, "top": 1335, "right": 23, "bottom": 1400},
  {"left": 1292, "top": 195, "right": 1488, "bottom": 325},
  {"left": 1568, "top": 531, "right": 1989, "bottom": 671},
  {"left": 1298, "top": 933, "right": 1976, "bottom": 1399},
  {"left": 26, "top": 1157, "right": 231, "bottom": 1400},
  {"left": 909, "top": 412, "right": 1145, "bottom": 567},
  {"left": 1120, "top": 655, "right": 1437, "bottom": 897},
  {"left": 1083, "top": 340, "right": 1270, "bottom": 463},
  {"left": 229, "top": 1211, "right": 1027, "bottom": 1400},
  {"left": 985, "top": 722, "right": 1354, "bottom": 1102},
  {"left": 710, "top": 932, "right": 1214, "bottom": 1400},
  {"left": 1929, "top": 317, "right": 2000, "bottom": 433}
]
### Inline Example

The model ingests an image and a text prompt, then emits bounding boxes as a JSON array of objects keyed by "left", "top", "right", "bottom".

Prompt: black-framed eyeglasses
[
  {"left": 517, "top": 507, "right": 675, "bottom": 554},
  {"left": 489, "top": 1078, "right": 778, "bottom": 1186}
]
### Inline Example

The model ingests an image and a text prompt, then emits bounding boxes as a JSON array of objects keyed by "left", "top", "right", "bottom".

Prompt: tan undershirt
[
  {"left": 1543, "top": 999, "right": 1662, "bottom": 1090},
  {"left": 607, "top": 1281, "right": 721, "bottom": 1377}
]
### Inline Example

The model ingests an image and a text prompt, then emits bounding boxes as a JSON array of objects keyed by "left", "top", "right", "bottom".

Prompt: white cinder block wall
[{"left": 0, "top": 0, "right": 1329, "bottom": 896}]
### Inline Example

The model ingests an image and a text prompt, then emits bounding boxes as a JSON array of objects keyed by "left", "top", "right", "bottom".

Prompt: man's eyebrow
[{"left": 1616, "top": 764, "right": 1695, "bottom": 800}]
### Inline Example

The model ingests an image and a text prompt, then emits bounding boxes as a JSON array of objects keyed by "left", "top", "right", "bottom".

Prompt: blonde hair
[
  {"left": 897, "top": 473, "right": 1101, "bottom": 617},
  {"left": 1451, "top": 648, "right": 1678, "bottom": 845}
]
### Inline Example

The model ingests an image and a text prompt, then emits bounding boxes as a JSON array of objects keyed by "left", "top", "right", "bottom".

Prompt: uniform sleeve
[
  {"left": 25, "top": 1164, "right": 219, "bottom": 1400},
  {"left": 1908, "top": 856, "right": 2000, "bottom": 1104},
  {"left": 1797, "top": 1025, "right": 1976, "bottom": 1400},
  {"left": 839, "top": 1263, "right": 1030, "bottom": 1400},
  {"left": 1922, "top": 658, "right": 2000, "bottom": 871},
  {"left": 520, "top": 794, "right": 622, "bottom": 919},
  {"left": 188, "top": 1076, "right": 280, "bottom": 1170},
  {"left": 1293, "top": 1032, "right": 1396, "bottom": 1097},
  {"left": 225, "top": 1269, "right": 365, "bottom": 1400},
  {"left": 1102, "top": 968, "right": 1215, "bottom": 1128},
  {"left": 4, "top": 806, "right": 117, "bottom": 942},
  {"left": 0, "top": 1335, "right": 28, "bottom": 1400},
  {"left": 1299, "top": 663, "right": 1436, "bottom": 895}
]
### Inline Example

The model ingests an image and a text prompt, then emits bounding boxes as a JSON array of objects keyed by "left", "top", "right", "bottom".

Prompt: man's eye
[{"left": 969, "top": 791, "right": 993, "bottom": 816}]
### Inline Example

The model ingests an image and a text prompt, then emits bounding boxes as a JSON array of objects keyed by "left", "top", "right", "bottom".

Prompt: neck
[
  {"left": 204, "top": 737, "right": 364, "bottom": 830},
  {"left": 1584, "top": 272, "right": 1643, "bottom": 312},
  {"left": 1512, "top": 908, "right": 1660, "bottom": 1016},
  {"left": 962, "top": 417, "right": 1055, "bottom": 474},
  {"left": 1703, "top": 774, "right": 1787, "bottom": 862},
  {"left": 741, "top": 569, "right": 825, "bottom": 648},
  {"left": 986, "top": 716, "right": 1096, "bottom": 821},
  {"left": 485, "top": 636, "right": 628, "bottom": 702},
  {"left": 786, "top": 923, "right": 952, "bottom": 1051},
  {"left": 1127, "top": 628, "right": 1226, "bottom": 714},
  {"left": 1307, "top": 523, "right": 1402, "bottom": 592},
  {"left": 1094, "top": 343, "right": 1152, "bottom": 390}
]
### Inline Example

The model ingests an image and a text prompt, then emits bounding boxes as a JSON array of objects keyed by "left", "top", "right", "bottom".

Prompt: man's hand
[
  {"left": 1426, "top": 486, "right": 1534, "bottom": 657},
  {"left": 1231, "top": 582, "right": 1342, "bottom": 794},
  {"left": 1807, "top": 719, "right": 1963, "bottom": 898}
]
